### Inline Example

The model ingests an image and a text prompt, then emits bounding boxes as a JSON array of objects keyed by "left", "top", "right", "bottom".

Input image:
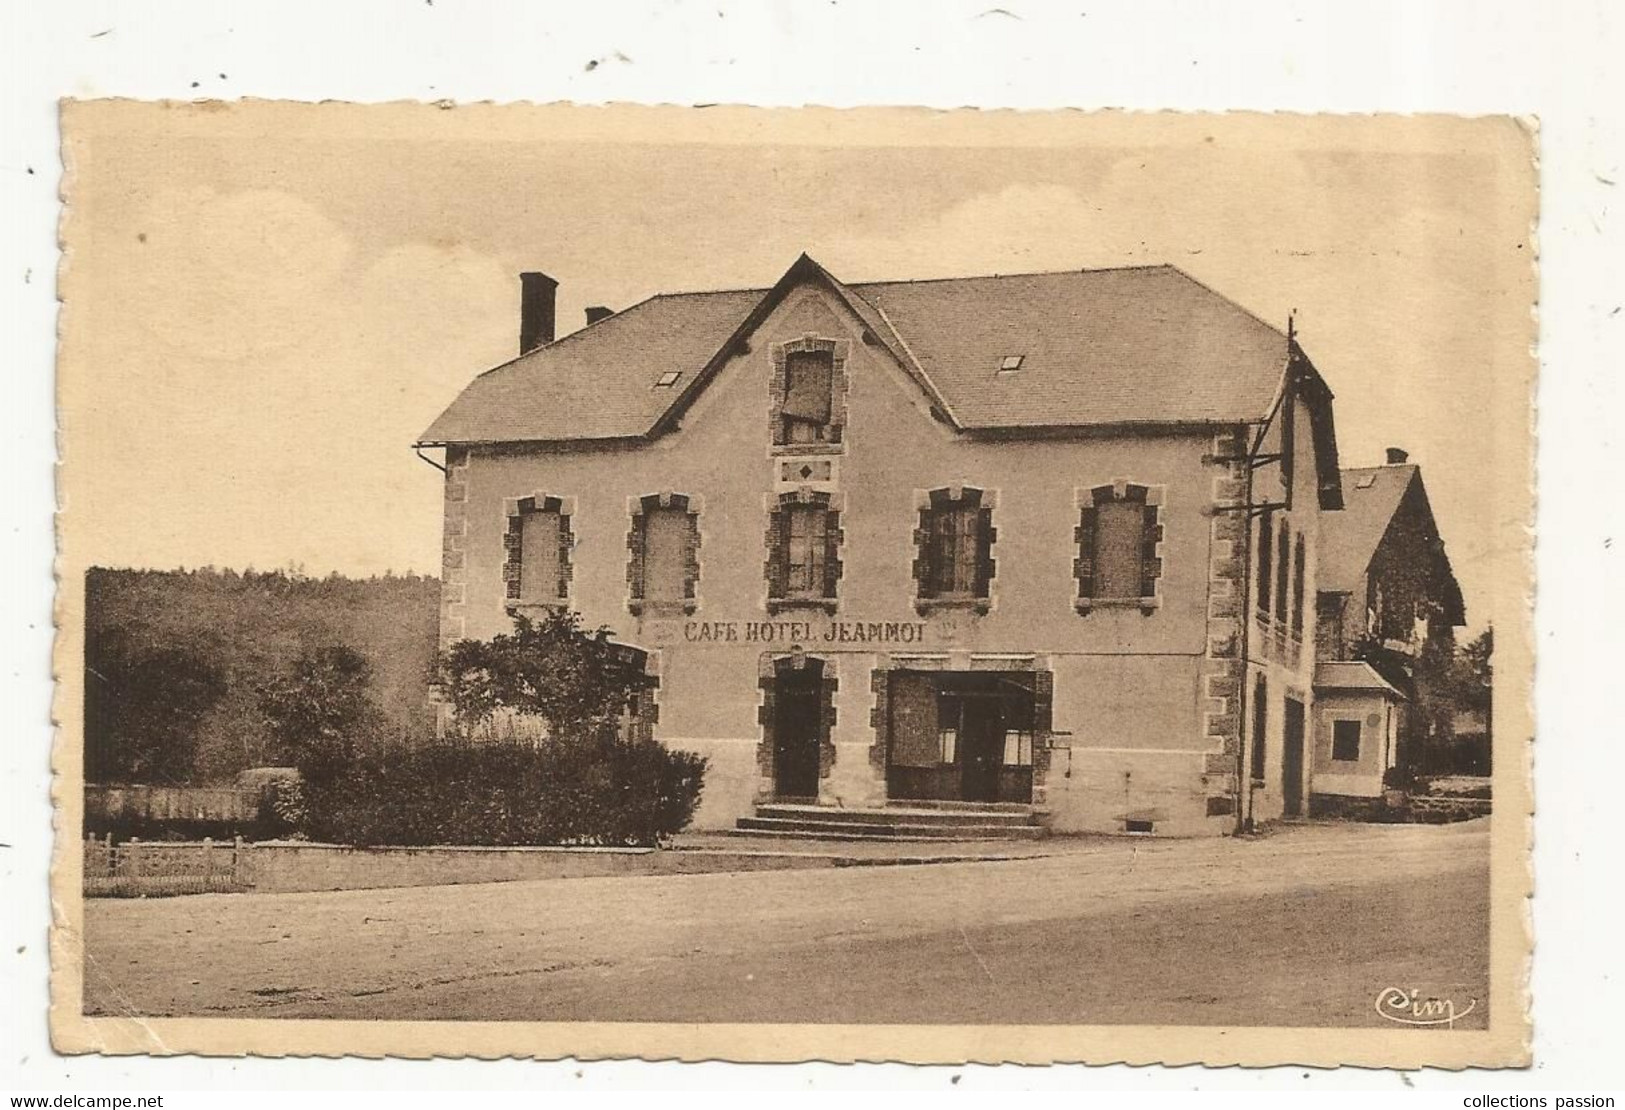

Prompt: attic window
[
  {"left": 997, "top": 354, "right": 1025, "bottom": 374},
  {"left": 653, "top": 371, "right": 683, "bottom": 388},
  {"left": 1355, "top": 473, "right": 1378, "bottom": 490}
]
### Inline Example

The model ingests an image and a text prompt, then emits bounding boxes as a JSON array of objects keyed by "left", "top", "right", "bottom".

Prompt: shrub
[
  {"left": 300, "top": 732, "right": 708, "bottom": 847},
  {"left": 437, "top": 610, "right": 654, "bottom": 740}
]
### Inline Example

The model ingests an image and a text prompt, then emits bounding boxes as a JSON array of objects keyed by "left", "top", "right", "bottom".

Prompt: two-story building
[
  {"left": 418, "top": 254, "right": 1345, "bottom": 836},
  {"left": 1311, "top": 452, "right": 1465, "bottom": 803}
]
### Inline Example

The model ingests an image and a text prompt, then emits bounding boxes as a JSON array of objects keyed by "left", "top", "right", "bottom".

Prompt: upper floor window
[
  {"left": 1292, "top": 534, "right": 1308, "bottom": 640},
  {"left": 1274, "top": 522, "right": 1292, "bottom": 625},
  {"left": 771, "top": 337, "right": 847, "bottom": 449},
  {"left": 627, "top": 493, "right": 701, "bottom": 616},
  {"left": 914, "top": 487, "right": 996, "bottom": 609},
  {"left": 783, "top": 349, "right": 834, "bottom": 443},
  {"left": 1256, "top": 510, "right": 1275, "bottom": 618},
  {"left": 766, "top": 490, "right": 842, "bottom": 612},
  {"left": 504, "top": 494, "right": 573, "bottom": 606},
  {"left": 1075, "top": 482, "right": 1163, "bottom": 612}
]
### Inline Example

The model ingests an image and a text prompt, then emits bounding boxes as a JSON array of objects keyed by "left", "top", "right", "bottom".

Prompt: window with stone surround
[
  {"left": 765, "top": 490, "right": 842, "bottom": 613},
  {"left": 914, "top": 487, "right": 996, "bottom": 611},
  {"left": 770, "top": 337, "right": 848, "bottom": 450},
  {"left": 626, "top": 493, "right": 701, "bottom": 616},
  {"left": 503, "top": 495, "right": 573, "bottom": 607},
  {"left": 1074, "top": 482, "right": 1163, "bottom": 612}
]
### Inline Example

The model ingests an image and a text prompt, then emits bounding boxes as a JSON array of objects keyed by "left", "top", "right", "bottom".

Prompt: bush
[{"left": 300, "top": 732, "right": 708, "bottom": 847}]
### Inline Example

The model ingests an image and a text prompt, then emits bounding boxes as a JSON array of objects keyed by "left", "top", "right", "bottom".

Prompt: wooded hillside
[{"left": 84, "top": 567, "right": 440, "bottom": 783}]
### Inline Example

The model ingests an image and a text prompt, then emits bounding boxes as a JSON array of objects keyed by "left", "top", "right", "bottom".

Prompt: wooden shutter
[
  {"left": 1138, "top": 502, "right": 1162, "bottom": 598},
  {"left": 974, "top": 506, "right": 996, "bottom": 598},
  {"left": 766, "top": 506, "right": 790, "bottom": 599},
  {"left": 1291, "top": 537, "right": 1307, "bottom": 637},
  {"left": 1075, "top": 505, "right": 1099, "bottom": 598},
  {"left": 642, "top": 507, "right": 689, "bottom": 604},
  {"left": 782, "top": 350, "right": 833, "bottom": 422},
  {"left": 1094, "top": 500, "right": 1144, "bottom": 599},
  {"left": 821, "top": 507, "right": 842, "bottom": 599},
  {"left": 1257, "top": 511, "right": 1274, "bottom": 615},
  {"left": 520, "top": 510, "right": 562, "bottom": 601},
  {"left": 1275, "top": 524, "right": 1291, "bottom": 622}
]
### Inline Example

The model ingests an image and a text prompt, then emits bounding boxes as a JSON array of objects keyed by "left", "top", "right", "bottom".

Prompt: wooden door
[
  {"left": 1282, "top": 696, "right": 1306, "bottom": 816},
  {"left": 959, "top": 698, "right": 1004, "bottom": 803},
  {"left": 773, "top": 667, "right": 822, "bottom": 799}
]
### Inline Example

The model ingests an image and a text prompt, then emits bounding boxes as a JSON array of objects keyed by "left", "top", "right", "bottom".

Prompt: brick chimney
[
  {"left": 585, "top": 305, "right": 614, "bottom": 326},
  {"left": 519, "top": 272, "right": 558, "bottom": 355},
  {"left": 1385, "top": 447, "right": 1409, "bottom": 465}
]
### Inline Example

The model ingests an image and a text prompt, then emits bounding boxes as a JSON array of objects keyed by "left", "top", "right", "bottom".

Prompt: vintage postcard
[{"left": 51, "top": 101, "right": 1535, "bottom": 1067}]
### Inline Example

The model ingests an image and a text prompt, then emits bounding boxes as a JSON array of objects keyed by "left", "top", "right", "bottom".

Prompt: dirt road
[{"left": 81, "top": 819, "right": 1491, "bottom": 1027}]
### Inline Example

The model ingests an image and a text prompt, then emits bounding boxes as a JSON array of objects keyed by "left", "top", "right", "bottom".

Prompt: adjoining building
[
  {"left": 1313, "top": 453, "right": 1466, "bottom": 805},
  {"left": 418, "top": 254, "right": 1347, "bottom": 836}
]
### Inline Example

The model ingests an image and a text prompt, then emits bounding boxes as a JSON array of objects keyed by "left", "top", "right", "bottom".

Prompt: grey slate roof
[
  {"left": 419, "top": 257, "right": 1293, "bottom": 446},
  {"left": 1316, "top": 464, "right": 1419, "bottom": 595},
  {"left": 1314, "top": 660, "right": 1407, "bottom": 699}
]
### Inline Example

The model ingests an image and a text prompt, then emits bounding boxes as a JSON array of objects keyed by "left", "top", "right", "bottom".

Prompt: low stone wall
[{"left": 244, "top": 841, "right": 836, "bottom": 894}]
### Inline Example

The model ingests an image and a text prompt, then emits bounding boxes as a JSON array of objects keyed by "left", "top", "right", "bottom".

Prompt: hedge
[{"left": 299, "top": 735, "right": 708, "bottom": 848}]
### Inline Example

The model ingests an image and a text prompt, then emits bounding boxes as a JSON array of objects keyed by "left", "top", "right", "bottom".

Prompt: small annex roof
[
  {"left": 420, "top": 254, "right": 1304, "bottom": 447},
  {"left": 1314, "top": 660, "right": 1408, "bottom": 699}
]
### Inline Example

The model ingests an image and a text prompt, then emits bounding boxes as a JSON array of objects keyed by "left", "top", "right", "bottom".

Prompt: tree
[
  {"left": 436, "top": 610, "right": 654, "bottom": 742},
  {"left": 258, "top": 644, "right": 385, "bottom": 782},
  {"left": 1452, "top": 626, "right": 1494, "bottom": 735},
  {"left": 84, "top": 624, "right": 227, "bottom": 784},
  {"left": 1457, "top": 627, "right": 1494, "bottom": 704}
]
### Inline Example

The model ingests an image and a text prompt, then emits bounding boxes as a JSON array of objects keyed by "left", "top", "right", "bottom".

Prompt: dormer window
[
  {"left": 770, "top": 337, "right": 848, "bottom": 449},
  {"left": 782, "top": 348, "right": 834, "bottom": 443},
  {"left": 997, "top": 354, "right": 1025, "bottom": 374},
  {"left": 654, "top": 370, "right": 683, "bottom": 388}
]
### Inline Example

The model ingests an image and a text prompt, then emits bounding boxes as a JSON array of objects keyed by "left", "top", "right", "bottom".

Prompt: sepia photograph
[{"left": 50, "top": 101, "right": 1534, "bottom": 1067}]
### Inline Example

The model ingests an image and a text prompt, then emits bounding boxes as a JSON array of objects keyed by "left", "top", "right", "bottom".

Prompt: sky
[{"left": 60, "top": 105, "right": 1532, "bottom": 632}]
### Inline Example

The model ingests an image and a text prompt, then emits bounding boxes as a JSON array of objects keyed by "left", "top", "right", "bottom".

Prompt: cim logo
[{"left": 1374, "top": 986, "right": 1478, "bottom": 1028}]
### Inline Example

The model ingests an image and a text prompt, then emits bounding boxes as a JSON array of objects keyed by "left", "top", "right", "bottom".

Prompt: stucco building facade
[{"left": 420, "top": 255, "right": 1348, "bottom": 836}]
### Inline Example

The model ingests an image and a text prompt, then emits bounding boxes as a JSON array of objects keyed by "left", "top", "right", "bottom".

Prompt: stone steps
[
  {"left": 755, "top": 803, "right": 1042, "bottom": 828},
  {"left": 734, "top": 802, "right": 1048, "bottom": 842}
]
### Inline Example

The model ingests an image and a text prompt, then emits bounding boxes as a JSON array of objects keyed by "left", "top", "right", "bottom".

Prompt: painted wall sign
[{"left": 681, "top": 619, "right": 929, "bottom": 645}]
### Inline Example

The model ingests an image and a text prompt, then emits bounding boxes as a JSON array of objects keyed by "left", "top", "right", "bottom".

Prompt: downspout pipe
[
  {"left": 413, "top": 444, "right": 447, "bottom": 474},
  {"left": 1234, "top": 424, "right": 1257, "bottom": 834}
]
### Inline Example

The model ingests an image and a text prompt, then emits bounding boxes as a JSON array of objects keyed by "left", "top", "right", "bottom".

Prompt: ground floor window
[
  {"left": 1331, "top": 718, "right": 1362, "bottom": 761},
  {"left": 886, "top": 670, "right": 1041, "bottom": 804}
]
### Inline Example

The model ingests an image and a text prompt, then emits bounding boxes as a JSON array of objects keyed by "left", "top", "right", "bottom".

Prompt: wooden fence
[{"left": 82, "top": 833, "right": 254, "bottom": 897}]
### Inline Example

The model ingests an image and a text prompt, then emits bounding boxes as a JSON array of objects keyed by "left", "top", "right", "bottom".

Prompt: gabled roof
[
  {"left": 1314, "top": 660, "right": 1407, "bottom": 699},
  {"left": 1317, "top": 463, "right": 1465, "bottom": 624},
  {"left": 1318, "top": 464, "right": 1418, "bottom": 594},
  {"left": 420, "top": 254, "right": 1297, "bottom": 446}
]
